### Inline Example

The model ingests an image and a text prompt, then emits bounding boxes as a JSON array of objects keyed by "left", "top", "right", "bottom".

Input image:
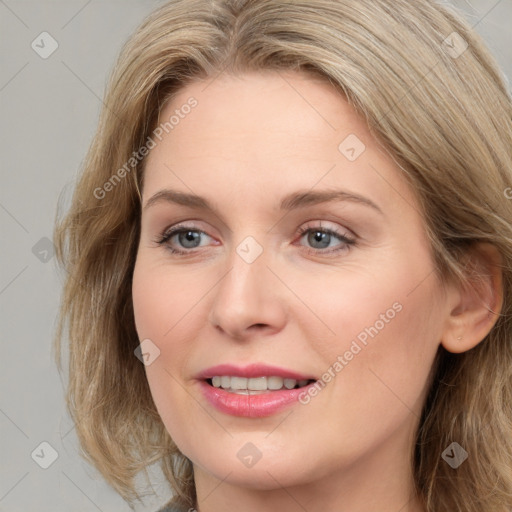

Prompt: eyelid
[
  {"left": 295, "top": 219, "right": 354, "bottom": 237},
  {"left": 157, "top": 222, "right": 216, "bottom": 245}
]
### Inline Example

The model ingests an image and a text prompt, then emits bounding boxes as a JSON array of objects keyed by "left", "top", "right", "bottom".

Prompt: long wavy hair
[{"left": 53, "top": 0, "right": 512, "bottom": 510}]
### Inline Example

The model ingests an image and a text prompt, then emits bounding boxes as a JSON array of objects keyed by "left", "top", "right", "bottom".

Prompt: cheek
[
  {"left": 132, "top": 255, "right": 215, "bottom": 443},
  {"left": 132, "top": 254, "right": 207, "bottom": 340},
  {"left": 292, "top": 257, "right": 441, "bottom": 423}
]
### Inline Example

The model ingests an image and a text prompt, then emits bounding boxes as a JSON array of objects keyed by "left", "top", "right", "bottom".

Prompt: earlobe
[{"left": 440, "top": 243, "right": 503, "bottom": 354}]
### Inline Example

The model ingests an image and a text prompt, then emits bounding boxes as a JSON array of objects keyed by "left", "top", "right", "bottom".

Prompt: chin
[{"left": 186, "top": 441, "right": 324, "bottom": 491}]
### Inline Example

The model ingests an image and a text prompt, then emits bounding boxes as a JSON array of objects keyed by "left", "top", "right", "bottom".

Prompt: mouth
[
  {"left": 205, "top": 376, "right": 316, "bottom": 394},
  {"left": 197, "top": 364, "right": 319, "bottom": 417}
]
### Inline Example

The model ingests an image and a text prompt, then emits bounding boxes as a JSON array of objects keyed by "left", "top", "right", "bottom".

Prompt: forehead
[
  {"left": 152, "top": 70, "right": 371, "bottom": 159},
  {"left": 141, "top": 70, "right": 418, "bottom": 218}
]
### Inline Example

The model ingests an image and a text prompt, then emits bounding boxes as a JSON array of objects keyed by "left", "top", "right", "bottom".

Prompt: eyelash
[{"left": 153, "top": 222, "right": 357, "bottom": 257}]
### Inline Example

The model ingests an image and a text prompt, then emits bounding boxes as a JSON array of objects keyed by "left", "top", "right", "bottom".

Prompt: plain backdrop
[{"left": 1, "top": 1, "right": 511, "bottom": 511}]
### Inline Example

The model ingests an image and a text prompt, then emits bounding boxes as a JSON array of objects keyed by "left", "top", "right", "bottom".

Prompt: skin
[{"left": 132, "top": 71, "right": 502, "bottom": 512}]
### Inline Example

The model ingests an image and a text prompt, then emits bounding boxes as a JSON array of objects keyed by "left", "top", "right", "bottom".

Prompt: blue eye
[
  {"left": 154, "top": 223, "right": 356, "bottom": 256},
  {"left": 155, "top": 226, "right": 211, "bottom": 254},
  {"left": 296, "top": 225, "right": 356, "bottom": 255}
]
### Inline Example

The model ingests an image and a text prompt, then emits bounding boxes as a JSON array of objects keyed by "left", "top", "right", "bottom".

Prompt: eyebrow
[{"left": 143, "top": 188, "right": 383, "bottom": 215}]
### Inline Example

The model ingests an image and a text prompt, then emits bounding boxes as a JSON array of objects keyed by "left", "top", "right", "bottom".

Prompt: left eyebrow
[
  {"left": 279, "top": 189, "right": 383, "bottom": 215},
  {"left": 142, "top": 188, "right": 383, "bottom": 215}
]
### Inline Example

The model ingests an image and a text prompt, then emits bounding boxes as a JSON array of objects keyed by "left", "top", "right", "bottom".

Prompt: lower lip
[{"left": 198, "top": 380, "right": 316, "bottom": 418}]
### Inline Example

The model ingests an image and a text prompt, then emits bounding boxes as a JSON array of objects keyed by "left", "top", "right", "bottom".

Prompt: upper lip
[{"left": 197, "top": 363, "right": 317, "bottom": 381}]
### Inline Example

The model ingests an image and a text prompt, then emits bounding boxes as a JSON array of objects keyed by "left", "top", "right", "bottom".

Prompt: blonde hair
[{"left": 53, "top": 0, "right": 512, "bottom": 510}]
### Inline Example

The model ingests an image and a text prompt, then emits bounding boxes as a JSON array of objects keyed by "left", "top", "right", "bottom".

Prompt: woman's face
[{"left": 132, "top": 71, "right": 451, "bottom": 501}]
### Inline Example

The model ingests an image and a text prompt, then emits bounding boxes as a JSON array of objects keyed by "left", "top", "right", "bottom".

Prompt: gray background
[{"left": 1, "top": 1, "right": 510, "bottom": 511}]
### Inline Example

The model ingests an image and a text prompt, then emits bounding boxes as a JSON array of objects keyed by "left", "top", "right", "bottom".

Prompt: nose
[{"left": 208, "top": 246, "right": 288, "bottom": 341}]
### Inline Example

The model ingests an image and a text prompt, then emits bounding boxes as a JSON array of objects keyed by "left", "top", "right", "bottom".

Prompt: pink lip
[{"left": 196, "top": 364, "right": 318, "bottom": 418}]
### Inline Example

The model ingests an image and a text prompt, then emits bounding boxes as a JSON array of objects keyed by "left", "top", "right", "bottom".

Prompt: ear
[{"left": 441, "top": 242, "right": 504, "bottom": 354}]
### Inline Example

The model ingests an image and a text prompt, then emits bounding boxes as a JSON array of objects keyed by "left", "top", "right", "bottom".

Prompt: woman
[{"left": 53, "top": 0, "right": 512, "bottom": 511}]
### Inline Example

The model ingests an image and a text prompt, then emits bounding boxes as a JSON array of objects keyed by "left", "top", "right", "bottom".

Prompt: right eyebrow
[{"left": 143, "top": 189, "right": 212, "bottom": 212}]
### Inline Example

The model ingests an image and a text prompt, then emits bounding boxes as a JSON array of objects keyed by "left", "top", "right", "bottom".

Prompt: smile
[
  {"left": 207, "top": 376, "right": 314, "bottom": 394},
  {"left": 197, "top": 364, "right": 318, "bottom": 417}
]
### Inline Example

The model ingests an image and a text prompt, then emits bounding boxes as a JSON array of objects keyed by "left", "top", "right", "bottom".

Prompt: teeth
[
  {"left": 248, "top": 377, "right": 267, "bottom": 390},
  {"left": 210, "top": 376, "right": 312, "bottom": 392},
  {"left": 267, "top": 376, "right": 284, "bottom": 390},
  {"left": 230, "top": 377, "right": 247, "bottom": 390},
  {"left": 284, "top": 378, "right": 296, "bottom": 389}
]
